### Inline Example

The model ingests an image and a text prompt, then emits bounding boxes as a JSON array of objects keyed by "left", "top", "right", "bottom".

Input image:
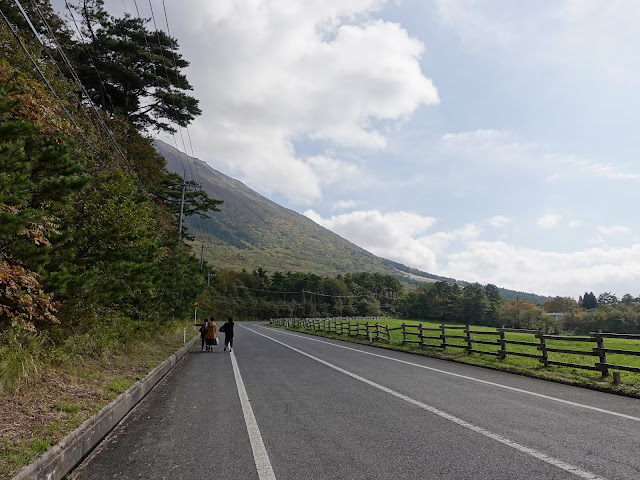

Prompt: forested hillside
[
  {"left": 155, "top": 139, "right": 552, "bottom": 303},
  {"left": 0, "top": 0, "right": 221, "bottom": 369},
  {"left": 155, "top": 139, "right": 406, "bottom": 276}
]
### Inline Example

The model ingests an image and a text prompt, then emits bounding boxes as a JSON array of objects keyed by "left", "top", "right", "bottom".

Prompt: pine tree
[
  {"left": 0, "top": 73, "right": 87, "bottom": 330},
  {"left": 70, "top": 0, "right": 201, "bottom": 132}
]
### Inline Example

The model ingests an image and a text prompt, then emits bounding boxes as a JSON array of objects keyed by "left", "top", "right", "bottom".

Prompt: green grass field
[{"left": 273, "top": 318, "right": 640, "bottom": 396}]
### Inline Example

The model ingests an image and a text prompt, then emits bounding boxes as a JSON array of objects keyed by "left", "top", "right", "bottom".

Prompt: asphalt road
[{"left": 71, "top": 323, "right": 640, "bottom": 479}]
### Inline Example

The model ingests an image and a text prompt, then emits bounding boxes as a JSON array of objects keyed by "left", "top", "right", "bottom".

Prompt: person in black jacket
[
  {"left": 219, "top": 316, "right": 235, "bottom": 352},
  {"left": 194, "top": 318, "right": 209, "bottom": 352}
]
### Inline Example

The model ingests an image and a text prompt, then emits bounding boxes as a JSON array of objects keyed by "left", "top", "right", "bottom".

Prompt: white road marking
[
  {"left": 230, "top": 351, "right": 276, "bottom": 480},
  {"left": 258, "top": 325, "right": 640, "bottom": 422},
  {"left": 246, "top": 327, "right": 607, "bottom": 480}
]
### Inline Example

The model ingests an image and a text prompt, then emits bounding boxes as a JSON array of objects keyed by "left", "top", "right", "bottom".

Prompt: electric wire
[
  {"left": 27, "top": 0, "right": 120, "bottom": 166},
  {"left": 134, "top": 0, "right": 217, "bottom": 253},
  {"left": 24, "top": 0, "right": 143, "bottom": 181},
  {"left": 0, "top": 5, "right": 99, "bottom": 156}
]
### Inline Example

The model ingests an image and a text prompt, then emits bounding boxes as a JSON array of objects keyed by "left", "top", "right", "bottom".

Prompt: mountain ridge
[{"left": 154, "top": 139, "right": 549, "bottom": 302}]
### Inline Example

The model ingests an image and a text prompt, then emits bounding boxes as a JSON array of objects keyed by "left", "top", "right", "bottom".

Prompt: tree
[
  {"left": 71, "top": 0, "right": 201, "bottom": 132},
  {"left": 597, "top": 292, "right": 618, "bottom": 305},
  {"left": 543, "top": 296, "right": 579, "bottom": 313},
  {"left": 0, "top": 71, "right": 87, "bottom": 329},
  {"left": 157, "top": 172, "right": 222, "bottom": 239},
  {"left": 484, "top": 284, "right": 502, "bottom": 326},
  {"left": 621, "top": 294, "right": 636, "bottom": 306},
  {"left": 355, "top": 297, "right": 381, "bottom": 316},
  {"left": 0, "top": 0, "right": 74, "bottom": 50},
  {"left": 582, "top": 292, "right": 598, "bottom": 310},
  {"left": 462, "top": 283, "right": 489, "bottom": 325},
  {"left": 66, "top": 172, "right": 160, "bottom": 316}
]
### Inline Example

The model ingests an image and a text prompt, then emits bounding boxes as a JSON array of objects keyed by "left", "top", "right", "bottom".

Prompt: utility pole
[
  {"left": 177, "top": 181, "right": 186, "bottom": 240},
  {"left": 200, "top": 244, "right": 204, "bottom": 270},
  {"left": 302, "top": 289, "right": 306, "bottom": 317}
]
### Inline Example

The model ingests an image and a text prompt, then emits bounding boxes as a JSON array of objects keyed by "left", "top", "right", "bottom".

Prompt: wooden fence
[
  {"left": 268, "top": 318, "right": 640, "bottom": 378},
  {"left": 269, "top": 317, "right": 392, "bottom": 343}
]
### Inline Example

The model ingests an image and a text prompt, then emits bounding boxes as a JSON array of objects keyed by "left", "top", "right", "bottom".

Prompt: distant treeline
[
  {"left": 381, "top": 259, "right": 550, "bottom": 303},
  {"left": 199, "top": 269, "right": 640, "bottom": 334}
]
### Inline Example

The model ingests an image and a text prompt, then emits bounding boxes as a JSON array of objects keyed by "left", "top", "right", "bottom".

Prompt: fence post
[
  {"left": 594, "top": 330, "right": 609, "bottom": 377},
  {"left": 499, "top": 328, "right": 506, "bottom": 359},
  {"left": 440, "top": 324, "right": 446, "bottom": 349},
  {"left": 402, "top": 323, "right": 406, "bottom": 343},
  {"left": 385, "top": 325, "right": 391, "bottom": 343},
  {"left": 537, "top": 330, "right": 549, "bottom": 367},
  {"left": 465, "top": 324, "right": 472, "bottom": 353}
]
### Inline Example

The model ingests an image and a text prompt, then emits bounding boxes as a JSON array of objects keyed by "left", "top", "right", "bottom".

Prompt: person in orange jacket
[{"left": 204, "top": 317, "right": 218, "bottom": 352}]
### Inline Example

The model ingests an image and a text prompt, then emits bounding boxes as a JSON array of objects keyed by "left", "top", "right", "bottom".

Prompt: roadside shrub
[{"left": 0, "top": 328, "right": 50, "bottom": 393}]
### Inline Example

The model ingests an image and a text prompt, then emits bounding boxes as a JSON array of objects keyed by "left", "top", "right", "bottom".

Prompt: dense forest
[{"left": 0, "top": 0, "right": 221, "bottom": 372}]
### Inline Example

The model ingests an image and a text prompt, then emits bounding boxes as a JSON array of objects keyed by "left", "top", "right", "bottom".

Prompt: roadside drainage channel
[{"left": 13, "top": 335, "right": 200, "bottom": 480}]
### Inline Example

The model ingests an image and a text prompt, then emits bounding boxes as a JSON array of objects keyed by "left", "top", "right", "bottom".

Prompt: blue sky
[{"left": 55, "top": 1, "right": 640, "bottom": 298}]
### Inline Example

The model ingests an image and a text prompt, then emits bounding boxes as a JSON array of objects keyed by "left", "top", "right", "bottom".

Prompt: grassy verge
[
  {"left": 0, "top": 320, "right": 198, "bottom": 479},
  {"left": 270, "top": 318, "right": 640, "bottom": 397}
]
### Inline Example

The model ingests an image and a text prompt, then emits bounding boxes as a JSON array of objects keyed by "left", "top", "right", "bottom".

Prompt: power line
[
  {"left": 132, "top": 0, "right": 218, "bottom": 251},
  {"left": 27, "top": 0, "right": 123, "bottom": 166},
  {"left": 0, "top": 4, "right": 99, "bottom": 156},
  {"left": 63, "top": 0, "right": 118, "bottom": 114}
]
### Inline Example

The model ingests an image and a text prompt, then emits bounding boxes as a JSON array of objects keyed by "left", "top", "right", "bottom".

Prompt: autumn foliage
[{"left": 0, "top": 261, "right": 59, "bottom": 331}]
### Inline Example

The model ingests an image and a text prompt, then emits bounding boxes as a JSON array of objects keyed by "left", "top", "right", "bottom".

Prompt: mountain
[{"left": 154, "top": 140, "right": 550, "bottom": 302}]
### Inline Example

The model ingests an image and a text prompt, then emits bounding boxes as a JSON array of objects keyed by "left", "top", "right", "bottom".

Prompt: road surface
[{"left": 72, "top": 322, "right": 640, "bottom": 479}]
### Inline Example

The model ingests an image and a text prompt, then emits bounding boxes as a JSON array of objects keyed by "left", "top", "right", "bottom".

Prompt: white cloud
[
  {"left": 332, "top": 199, "right": 359, "bottom": 211},
  {"left": 443, "top": 241, "right": 640, "bottom": 297},
  {"left": 488, "top": 216, "right": 511, "bottom": 228},
  {"left": 165, "top": 0, "right": 439, "bottom": 204},
  {"left": 568, "top": 220, "right": 583, "bottom": 228},
  {"left": 439, "top": 129, "right": 534, "bottom": 164},
  {"left": 597, "top": 225, "right": 631, "bottom": 236},
  {"left": 304, "top": 209, "right": 439, "bottom": 270},
  {"left": 418, "top": 224, "right": 480, "bottom": 255},
  {"left": 306, "top": 155, "right": 362, "bottom": 187},
  {"left": 569, "top": 159, "right": 640, "bottom": 181},
  {"left": 537, "top": 212, "right": 562, "bottom": 229},
  {"left": 305, "top": 208, "right": 640, "bottom": 297},
  {"left": 433, "top": 0, "right": 640, "bottom": 87}
]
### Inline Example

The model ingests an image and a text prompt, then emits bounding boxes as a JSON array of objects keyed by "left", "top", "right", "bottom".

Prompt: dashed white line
[
  {"left": 247, "top": 327, "right": 606, "bottom": 480},
  {"left": 257, "top": 325, "right": 640, "bottom": 422},
  {"left": 230, "top": 350, "right": 276, "bottom": 480}
]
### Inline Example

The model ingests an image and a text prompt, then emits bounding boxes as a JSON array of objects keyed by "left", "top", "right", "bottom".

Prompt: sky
[{"left": 53, "top": 0, "right": 640, "bottom": 299}]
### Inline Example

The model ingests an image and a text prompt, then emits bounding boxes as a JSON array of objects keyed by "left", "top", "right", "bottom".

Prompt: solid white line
[
  {"left": 230, "top": 351, "right": 276, "bottom": 480},
  {"left": 247, "top": 327, "right": 605, "bottom": 480},
  {"left": 257, "top": 325, "right": 640, "bottom": 422}
]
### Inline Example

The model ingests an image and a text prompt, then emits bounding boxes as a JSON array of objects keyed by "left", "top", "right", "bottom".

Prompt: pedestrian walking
[
  {"left": 194, "top": 318, "right": 209, "bottom": 352},
  {"left": 205, "top": 317, "right": 218, "bottom": 351},
  {"left": 219, "top": 316, "right": 235, "bottom": 352}
]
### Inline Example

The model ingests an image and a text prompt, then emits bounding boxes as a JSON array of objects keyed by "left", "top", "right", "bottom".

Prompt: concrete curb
[{"left": 13, "top": 335, "right": 200, "bottom": 480}]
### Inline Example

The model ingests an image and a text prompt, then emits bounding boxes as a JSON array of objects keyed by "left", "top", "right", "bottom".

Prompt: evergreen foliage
[
  {"left": 0, "top": 3, "right": 218, "bottom": 336},
  {"left": 69, "top": 0, "right": 200, "bottom": 133}
]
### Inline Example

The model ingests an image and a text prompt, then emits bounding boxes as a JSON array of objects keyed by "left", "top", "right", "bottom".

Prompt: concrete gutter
[{"left": 13, "top": 335, "right": 200, "bottom": 480}]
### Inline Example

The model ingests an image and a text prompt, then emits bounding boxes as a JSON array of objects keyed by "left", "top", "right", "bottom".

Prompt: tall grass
[
  {"left": 0, "top": 314, "right": 181, "bottom": 393},
  {"left": 0, "top": 328, "right": 50, "bottom": 393}
]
